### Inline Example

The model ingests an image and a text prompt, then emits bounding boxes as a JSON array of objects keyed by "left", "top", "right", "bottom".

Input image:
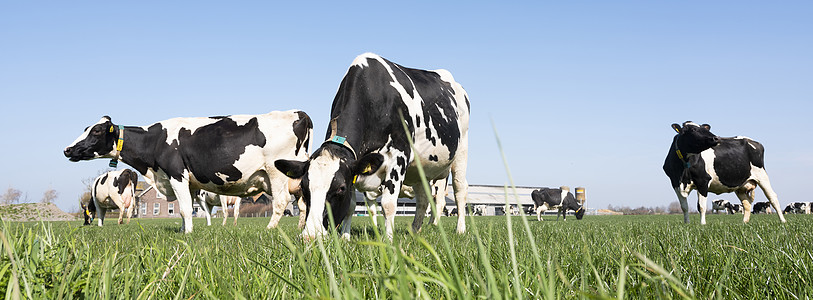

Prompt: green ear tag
[{"left": 109, "top": 159, "right": 118, "bottom": 168}]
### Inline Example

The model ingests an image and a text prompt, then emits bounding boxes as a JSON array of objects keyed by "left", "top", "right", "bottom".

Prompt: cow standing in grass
[
  {"left": 89, "top": 169, "right": 138, "bottom": 226},
  {"left": 783, "top": 202, "right": 811, "bottom": 214},
  {"left": 276, "top": 53, "right": 470, "bottom": 241},
  {"left": 663, "top": 122, "right": 786, "bottom": 224},
  {"left": 531, "top": 186, "right": 585, "bottom": 221},
  {"left": 195, "top": 190, "right": 244, "bottom": 226},
  {"left": 64, "top": 111, "right": 312, "bottom": 233}
]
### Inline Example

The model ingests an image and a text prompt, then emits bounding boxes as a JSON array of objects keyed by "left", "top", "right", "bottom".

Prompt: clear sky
[{"left": 1, "top": 1, "right": 811, "bottom": 213}]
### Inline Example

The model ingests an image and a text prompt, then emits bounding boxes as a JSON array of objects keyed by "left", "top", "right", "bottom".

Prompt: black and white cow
[
  {"left": 711, "top": 199, "right": 729, "bottom": 214},
  {"left": 752, "top": 201, "right": 773, "bottom": 214},
  {"left": 725, "top": 203, "right": 743, "bottom": 214},
  {"left": 64, "top": 110, "right": 312, "bottom": 233},
  {"left": 195, "top": 190, "right": 243, "bottom": 226},
  {"left": 81, "top": 199, "right": 95, "bottom": 225},
  {"left": 362, "top": 179, "right": 448, "bottom": 227},
  {"left": 89, "top": 169, "right": 139, "bottom": 226},
  {"left": 530, "top": 187, "right": 585, "bottom": 221},
  {"left": 783, "top": 202, "right": 810, "bottom": 214},
  {"left": 275, "top": 53, "right": 470, "bottom": 240},
  {"left": 663, "top": 122, "right": 786, "bottom": 224}
]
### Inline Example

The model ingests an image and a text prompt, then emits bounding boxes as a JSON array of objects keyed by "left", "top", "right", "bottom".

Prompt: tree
[
  {"left": 668, "top": 201, "right": 683, "bottom": 214},
  {"left": 41, "top": 189, "right": 58, "bottom": 204},
  {"left": 2, "top": 187, "right": 22, "bottom": 205}
]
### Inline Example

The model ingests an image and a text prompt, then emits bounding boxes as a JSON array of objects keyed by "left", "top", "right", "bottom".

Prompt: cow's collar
[
  {"left": 109, "top": 125, "right": 124, "bottom": 168},
  {"left": 325, "top": 118, "right": 357, "bottom": 160},
  {"left": 673, "top": 145, "right": 691, "bottom": 168}
]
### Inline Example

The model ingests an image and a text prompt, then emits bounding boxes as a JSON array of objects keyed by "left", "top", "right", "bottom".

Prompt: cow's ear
[
  {"left": 275, "top": 159, "right": 309, "bottom": 178},
  {"left": 671, "top": 123, "right": 682, "bottom": 134},
  {"left": 701, "top": 124, "right": 711, "bottom": 131},
  {"left": 353, "top": 153, "right": 384, "bottom": 176}
]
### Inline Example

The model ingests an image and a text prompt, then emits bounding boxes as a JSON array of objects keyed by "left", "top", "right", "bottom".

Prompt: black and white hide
[
  {"left": 89, "top": 169, "right": 138, "bottom": 226},
  {"left": 195, "top": 190, "right": 243, "bottom": 226},
  {"left": 783, "top": 202, "right": 810, "bottom": 214},
  {"left": 275, "top": 53, "right": 470, "bottom": 241},
  {"left": 64, "top": 111, "right": 312, "bottom": 233},
  {"left": 663, "top": 122, "right": 786, "bottom": 224},
  {"left": 752, "top": 201, "right": 773, "bottom": 214},
  {"left": 530, "top": 187, "right": 585, "bottom": 221}
]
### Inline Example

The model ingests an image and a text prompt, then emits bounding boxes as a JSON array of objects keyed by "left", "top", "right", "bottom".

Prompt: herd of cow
[{"left": 63, "top": 53, "right": 805, "bottom": 242}]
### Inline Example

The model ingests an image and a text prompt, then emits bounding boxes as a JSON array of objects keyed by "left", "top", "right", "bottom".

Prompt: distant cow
[
  {"left": 711, "top": 199, "right": 729, "bottom": 214},
  {"left": 89, "top": 169, "right": 139, "bottom": 226},
  {"left": 783, "top": 202, "right": 811, "bottom": 214},
  {"left": 753, "top": 202, "right": 773, "bottom": 214},
  {"left": 363, "top": 179, "right": 448, "bottom": 227},
  {"left": 275, "top": 53, "right": 470, "bottom": 241},
  {"left": 64, "top": 111, "right": 312, "bottom": 233},
  {"left": 531, "top": 186, "right": 585, "bottom": 221},
  {"left": 725, "top": 203, "right": 743, "bottom": 214},
  {"left": 473, "top": 205, "right": 487, "bottom": 216},
  {"left": 663, "top": 122, "right": 786, "bottom": 224},
  {"left": 195, "top": 190, "right": 243, "bottom": 226}
]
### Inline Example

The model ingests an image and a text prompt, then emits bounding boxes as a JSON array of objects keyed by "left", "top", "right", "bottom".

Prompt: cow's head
[
  {"left": 275, "top": 144, "right": 383, "bottom": 240},
  {"left": 574, "top": 205, "right": 585, "bottom": 220},
  {"left": 64, "top": 116, "right": 118, "bottom": 162},
  {"left": 671, "top": 121, "right": 720, "bottom": 155}
]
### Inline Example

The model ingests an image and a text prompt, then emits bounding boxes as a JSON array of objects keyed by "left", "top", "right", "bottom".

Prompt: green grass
[{"left": 1, "top": 213, "right": 812, "bottom": 299}]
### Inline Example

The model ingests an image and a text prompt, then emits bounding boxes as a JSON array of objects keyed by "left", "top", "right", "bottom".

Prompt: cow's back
[{"left": 705, "top": 137, "right": 765, "bottom": 189}]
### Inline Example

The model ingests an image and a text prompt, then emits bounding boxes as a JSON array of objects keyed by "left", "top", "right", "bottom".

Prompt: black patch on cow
[
  {"left": 429, "top": 155, "right": 438, "bottom": 162},
  {"left": 390, "top": 169, "right": 399, "bottom": 181},
  {"left": 178, "top": 117, "right": 267, "bottom": 185},
  {"left": 416, "top": 116, "right": 421, "bottom": 127},
  {"left": 292, "top": 111, "right": 313, "bottom": 156},
  {"left": 386, "top": 60, "right": 415, "bottom": 99},
  {"left": 113, "top": 169, "right": 138, "bottom": 195},
  {"left": 383, "top": 180, "right": 395, "bottom": 194},
  {"left": 396, "top": 157, "right": 406, "bottom": 170},
  {"left": 100, "top": 174, "right": 108, "bottom": 185}
]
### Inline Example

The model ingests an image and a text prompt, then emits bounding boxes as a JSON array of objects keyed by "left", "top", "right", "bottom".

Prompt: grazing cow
[
  {"left": 449, "top": 208, "right": 459, "bottom": 216},
  {"left": 81, "top": 201, "right": 95, "bottom": 225},
  {"left": 89, "top": 169, "right": 139, "bottom": 226},
  {"left": 663, "top": 122, "right": 786, "bottom": 224},
  {"left": 64, "top": 110, "right": 312, "bottom": 233},
  {"left": 473, "top": 205, "right": 487, "bottom": 216},
  {"left": 783, "top": 202, "right": 811, "bottom": 214},
  {"left": 725, "top": 203, "right": 743, "bottom": 214},
  {"left": 275, "top": 53, "right": 470, "bottom": 240},
  {"left": 711, "top": 199, "right": 729, "bottom": 214},
  {"left": 752, "top": 201, "right": 773, "bottom": 214},
  {"left": 530, "top": 186, "right": 585, "bottom": 221},
  {"left": 195, "top": 190, "right": 243, "bottom": 226}
]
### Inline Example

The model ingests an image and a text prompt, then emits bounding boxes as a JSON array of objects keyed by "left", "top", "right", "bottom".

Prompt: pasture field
[{"left": 1, "top": 213, "right": 812, "bottom": 299}]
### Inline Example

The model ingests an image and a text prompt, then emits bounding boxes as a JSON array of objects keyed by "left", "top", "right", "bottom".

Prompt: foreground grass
[{"left": 1, "top": 213, "right": 812, "bottom": 299}]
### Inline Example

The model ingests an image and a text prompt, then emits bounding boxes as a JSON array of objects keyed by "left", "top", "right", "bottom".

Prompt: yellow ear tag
[
  {"left": 363, "top": 164, "right": 372, "bottom": 174},
  {"left": 676, "top": 150, "right": 684, "bottom": 160},
  {"left": 286, "top": 171, "right": 294, "bottom": 177},
  {"left": 109, "top": 126, "right": 115, "bottom": 133},
  {"left": 353, "top": 175, "right": 358, "bottom": 184}
]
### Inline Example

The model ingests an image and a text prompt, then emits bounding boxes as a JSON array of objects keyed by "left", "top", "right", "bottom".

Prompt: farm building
[{"left": 133, "top": 181, "right": 591, "bottom": 218}]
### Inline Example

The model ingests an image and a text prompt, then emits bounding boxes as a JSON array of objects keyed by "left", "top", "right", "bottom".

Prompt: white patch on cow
[
  {"left": 157, "top": 117, "right": 220, "bottom": 146},
  {"left": 302, "top": 152, "right": 342, "bottom": 238},
  {"left": 684, "top": 122, "right": 701, "bottom": 127},
  {"left": 351, "top": 52, "right": 376, "bottom": 68}
]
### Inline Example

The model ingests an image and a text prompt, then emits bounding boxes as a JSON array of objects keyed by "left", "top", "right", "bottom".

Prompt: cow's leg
[
  {"left": 736, "top": 189, "right": 753, "bottom": 223},
  {"left": 697, "top": 192, "right": 709, "bottom": 225},
  {"left": 169, "top": 179, "right": 195, "bottom": 233},
  {"left": 753, "top": 173, "right": 787, "bottom": 223},
  {"left": 96, "top": 205, "right": 106, "bottom": 227},
  {"left": 450, "top": 148, "right": 469, "bottom": 234},
  {"left": 198, "top": 197, "right": 213, "bottom": 226},
  {"left": 411, "top": 183, "right": 430, "bottom": 234},
  {"left": 221, "top": 196, "right": 229, "bottom": 226},
  {"left": 340, "top": 192, "right": 357, "bottom": 240},
  {"left": 536, "top": 204, "right": 544, "bottom": 221},
  {"left": 297, "top": 195, "right": 307, "bottom": 229},
  {"left": 673, "top": 187, "right": 691, "bottom": 223},
  {"left": 364, "top": 192, "right": 379, "bottom": 227},
  {"left": 429, "top": 179, "right": 448, "bottom": 226},
  {"left": 380, "top": 190, "right": 398, "bottom": 240},
  {"left": 267, "top": 174, "right": 292, "bottom": 229},
  {"left": 232, "top": 198, "right": 241, "bottom": 226}
]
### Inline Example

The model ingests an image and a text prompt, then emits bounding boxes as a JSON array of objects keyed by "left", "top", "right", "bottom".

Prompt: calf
[
  {"left": 663, "top": 122, "right": 786, "bottom": 224},
  {"left": 275, "top": 53, "right": 470, "bottom": 241},
  {"left": 64, "top": 110, "right": 312, "bottom": 233},
  {"left": 752, "top": 201, "right": 773, "bottom": 214},
  {"left": 89, "top": 169, "right": 139, "bottom": 226},
  {"left": 530, "top": 186, "right": 585, "bottom": 221},
  {"left": 783, "top": 202, "right": 811, "bottom": 214},
  {"left": 195, "top": 190, "right": 243, "bottom": 226}
]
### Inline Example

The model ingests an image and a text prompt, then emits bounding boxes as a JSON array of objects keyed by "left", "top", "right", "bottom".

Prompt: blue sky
[{"left": 1, "top": 1, "right": 811, "bottom": 213}]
